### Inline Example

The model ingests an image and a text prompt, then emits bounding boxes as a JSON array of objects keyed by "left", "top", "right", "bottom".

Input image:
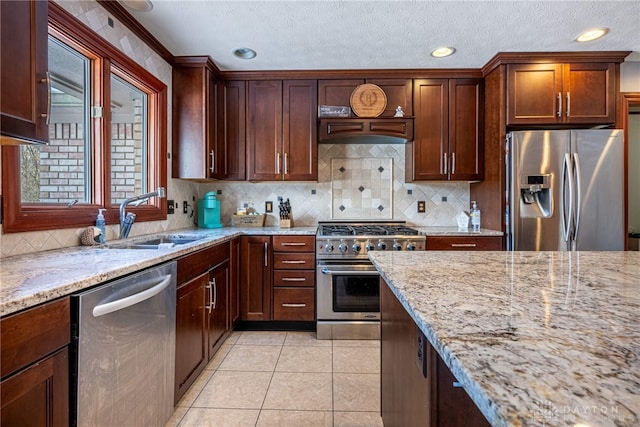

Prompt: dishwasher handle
[{"left": 92, "top": 274, "right": 172, "bottom": 317}]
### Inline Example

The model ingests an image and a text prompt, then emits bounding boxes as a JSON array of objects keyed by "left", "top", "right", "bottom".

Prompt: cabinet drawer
[
  {"left": 1, "top": 297, "right": 70, "bottom": 378},
  {"left": 272, "top": 235, "right": 315, "bottom": 252},
  {"left": 426, "top": 236, "right": 502, "bottom": 251},
  {"left": 273, "top": 270, "right": 315, "bottom": 287},
  {"left": 273, "top": 288, "right": 315, "bottom": 321},
  {"left": 273, "top": 252, "right": 315, "bottom": 269},
  {"left": 177, "top": 241, "right": 230, "bottom": 284}
]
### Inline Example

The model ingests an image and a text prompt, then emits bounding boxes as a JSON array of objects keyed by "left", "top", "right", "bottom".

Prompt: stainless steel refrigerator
[{"left": 506, "top": 130, "right": 624, "bottom": 251}]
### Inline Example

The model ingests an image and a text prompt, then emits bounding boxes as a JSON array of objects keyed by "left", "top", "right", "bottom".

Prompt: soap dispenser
[{"left": 96, "top": 209, "right": 106, "bottom": 243}]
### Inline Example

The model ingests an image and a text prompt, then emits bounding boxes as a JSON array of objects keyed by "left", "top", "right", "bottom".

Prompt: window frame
[{"left": 1, "top": 2, "right": 167, "bottom": 233}]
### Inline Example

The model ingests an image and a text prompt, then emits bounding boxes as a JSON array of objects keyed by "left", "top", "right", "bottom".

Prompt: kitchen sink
[{"left": 106, "top": 234, "right": 206, "bottom": 249}]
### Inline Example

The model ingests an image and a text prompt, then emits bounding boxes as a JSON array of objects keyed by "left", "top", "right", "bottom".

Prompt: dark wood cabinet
[
  {"left": 407, "top": 79, "right": 483, "bottom": 181},
  {"left": 229, "top": 237, "right": 241, "bottom": 327},
  {"left": 425, "top": 236, "right": 503, "bottom": 251},
  {"left": 272, "top": 235, "right": 315, "bottom": 321},
  {"left": 319, "top": 117, "right": 413, "bottom": 141},
  {"left": 318, "top": 78, "right": 412, "bottom": 117},
  {"left": 207, "top": 259, "right": 229, "bottom": 356},
  {"left": 175, "top": 271, "right": 208, "bottom": 402},
  {"left": 247, "top": 80, "right": 317, "bottom": 181},
  {"left": 217, "top": 80, "right": 246, "bottom": 180},
  {"left": 381, "top": 280, "right": 430, "bottom": 427},
  {"left": 1, "top": 298, "right": 70, "bottom": 427},
  {"left": 507, "top": 62, "right": 616, "bottom": 125},
  {"left": 172, "top": 57, "right": 218, "bottom": 180},
  {"left": 240, "top": 236, "right": 272, "bottom": 320},
  {"left": 173, "top": 58, "right": 245, "bottom": 180},
  {"left": 175, "top": 242, "right": 230, "bottom": 402},
  {"left": 381, "top": 280, "right": 489, "bottom": 427},
  {"left": 0, "top": 0, "right": 49, "bottom": 144}
]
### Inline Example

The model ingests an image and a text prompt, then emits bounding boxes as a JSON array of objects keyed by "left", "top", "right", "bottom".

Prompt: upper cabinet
[
  {"left": 407, "top": 78, "right": 483, "bottom": 181},
  {"left": 507, "top": 62, "right": 616, "bottom": 125},
  {"left": 0, "top": 0, "right": 49, "bottom": 144},
  {"left": 172, "top": 57, "right": 245, "bottom": 180},
  {"left": 318, "top": 78, "right": 413, "bottom": 117},
  {"left": 247, "top": 80, "right": 317, "bottom": 181}
]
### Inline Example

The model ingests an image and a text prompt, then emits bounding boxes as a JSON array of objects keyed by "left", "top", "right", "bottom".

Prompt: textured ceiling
[{"left": 126, "top": 1, "right": 640, "bottom": 71}]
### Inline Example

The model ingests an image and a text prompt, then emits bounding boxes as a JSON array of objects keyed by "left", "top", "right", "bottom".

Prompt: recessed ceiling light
[
  {"left": 431, "top": 47, "right": 456, "bottom": 58},
  {"left": 576, "top": 27, "right": 609, "bottom": 42},
  {"left": 119, "top": 0, "right": 153, "bottom": 12},
  {"left": 233, "top": 48, "right": 257, "bottom": 60}
]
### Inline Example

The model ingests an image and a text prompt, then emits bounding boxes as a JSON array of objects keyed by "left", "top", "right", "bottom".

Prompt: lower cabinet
[
  {"left": 426, "top": 235, "right": 502, "bottom": 251},
  {"left": 0, "top": 298, "right": 70, "bottom": 427},
  {"left": 175, "top": 241, "right": 231, "bottom": 403},
  {"left": 240, "top": 236, "right": 272, "bottom": 321},
  {"left": 381, "top": 280, "right": 489, "bottom": 427}
]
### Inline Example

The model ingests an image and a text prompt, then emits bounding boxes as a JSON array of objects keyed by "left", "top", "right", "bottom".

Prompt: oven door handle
[{"left": 321, "top": 268, "right": 378, "bottom": 275}]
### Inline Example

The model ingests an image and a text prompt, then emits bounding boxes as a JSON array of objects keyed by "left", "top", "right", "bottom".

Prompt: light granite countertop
[
  {"left": 369, "top": 251, "right": 640, "bottom": 427},
  {"left": 0, "top": 226, "right": 317, "bottom": 317}
]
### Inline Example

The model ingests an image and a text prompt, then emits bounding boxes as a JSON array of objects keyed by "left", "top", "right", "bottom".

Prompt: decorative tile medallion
[{"left": 331, "top": 158, "right": 393, "bottom": 220}]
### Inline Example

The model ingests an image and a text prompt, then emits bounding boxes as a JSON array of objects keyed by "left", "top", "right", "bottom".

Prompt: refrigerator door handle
[
  {"left": 572, "top": 153, "right": 582, "bottom": 241},
  {"left": 562, "top": 153, "right": 574, "bottom": 243}
]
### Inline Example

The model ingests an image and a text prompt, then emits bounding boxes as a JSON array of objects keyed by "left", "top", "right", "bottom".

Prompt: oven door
[{"left": 317, "top": 260, "right": 380, "bottom": 321}]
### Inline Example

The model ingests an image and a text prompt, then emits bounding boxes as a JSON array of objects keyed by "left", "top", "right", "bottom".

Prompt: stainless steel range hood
[{"left": 318, "top": 117, "right": 413, "bottom": 144}]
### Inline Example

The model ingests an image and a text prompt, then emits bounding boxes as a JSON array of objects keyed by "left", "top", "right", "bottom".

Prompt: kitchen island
[{"left": 369, "top": 251, "right": 640, "bottom": 427}]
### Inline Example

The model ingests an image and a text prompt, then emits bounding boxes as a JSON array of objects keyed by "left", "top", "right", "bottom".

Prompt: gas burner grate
[{"left": 319, "top": 223, "right": 420, "bottom": 237}]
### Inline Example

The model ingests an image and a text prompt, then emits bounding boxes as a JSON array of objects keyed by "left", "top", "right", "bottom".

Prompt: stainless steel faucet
[{"left": 119, "top": 187, "right": 166, "bottom": 239}]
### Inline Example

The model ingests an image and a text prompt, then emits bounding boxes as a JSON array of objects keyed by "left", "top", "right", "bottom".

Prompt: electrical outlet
[
  {"left": 167, "top": 200, "right": 175, "bottom": 214},
  {"left": 183, "top": 201, "right": 188, "bottom": 214},
  {"left": 417, "top": 201, "right": 426, "bottom": 213},
  {"left": 265, "top": 201, "right": 273, "bottom": 213}
]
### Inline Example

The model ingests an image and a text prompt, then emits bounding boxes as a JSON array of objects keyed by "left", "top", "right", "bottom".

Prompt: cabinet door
[
  {"left": 0, "top": 0, "right": 49, "bottom": 144},
  {"left": 1, "top": 348, "right": 69, "bottom": 427},
  {"left": 229, "top": 238, "right": 241, "bottom": 327},
  {"left": 217, "top": 80, "right": 246, "bottom": 180},
  {"left": 368, "top": 78, "right": 413, "bottom": 117},
  {"left": 240, "top": 236, "right": 272, "bottom": 320},
  {"left": 507, "top": 63, "right": 563, "bottom": 125},
  {"left": 283, "top": 80, "right": 317, "bottom": 181},
  {"left": 207, "top": 260, "right": 229, "bottom": 358},
  {"left": 449, "top": 79, "right": 483, "bottom": 181},
  {"left": 407, "top": 79, "right": 448, "bottom": 181},
  {"left": 381, "top": 280, "right": 430, "bottom": 427},
  {"left": 318, "top": 79, "right": 364, "bottom": 107},
  {"left": 563, "top": 62, "right": 615, "bottom": 124},
  {"left": 247, "top": 80, "right": 283, "bottom": 181},
  {"left": 172, "top": 65, "right": 212, "bottom": 179},
  {"left": 175, "top": 272, "right": 207, "bottom": 402}
]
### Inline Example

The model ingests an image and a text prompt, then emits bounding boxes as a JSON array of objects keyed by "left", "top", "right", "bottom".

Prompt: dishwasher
[{"left": 71, "top": 261, "right": 176, "bottom": 427}]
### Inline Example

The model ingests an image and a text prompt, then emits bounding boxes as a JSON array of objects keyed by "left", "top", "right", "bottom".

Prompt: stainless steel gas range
[{"left": 316, "top": 221, "right": 425, "bottom": 339}]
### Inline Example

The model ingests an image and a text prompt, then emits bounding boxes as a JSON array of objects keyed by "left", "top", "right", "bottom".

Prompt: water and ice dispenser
[{"left": 519, "top": 174, "right": 552, "bottom": 218}]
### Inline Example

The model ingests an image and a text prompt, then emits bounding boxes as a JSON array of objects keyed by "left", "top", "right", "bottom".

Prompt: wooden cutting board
[{"left": 350, "top": 84, "right": 387, "bottom": 117}]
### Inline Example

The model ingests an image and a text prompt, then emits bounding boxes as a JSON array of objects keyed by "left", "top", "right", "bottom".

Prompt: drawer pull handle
[
  {"left": 282, "top": 277, "right": 306, "bottom": 282},
  {"left": 281, "top": 242, "right": 307, "bottom": 246},
  {"left": 282, "top": 260, "right": 306, "bottom": 264},
  {"left": 453, "top": 381, "right": 464, "bottom": 388},
  {"left": 282, "top": 303, "right": 306, "bottom": 308},
  {"left": 450, "top": 243, "right": 477, "bottom": 248}
]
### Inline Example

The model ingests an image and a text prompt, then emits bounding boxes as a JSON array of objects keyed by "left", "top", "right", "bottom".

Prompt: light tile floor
[{"left": 165, "top": 331, "right": 384, "bottom": 427}]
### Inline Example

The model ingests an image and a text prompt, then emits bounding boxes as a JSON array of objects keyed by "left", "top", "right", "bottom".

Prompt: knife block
[{"left": 279, "top": 215, "right": 293, "bottom": 228}]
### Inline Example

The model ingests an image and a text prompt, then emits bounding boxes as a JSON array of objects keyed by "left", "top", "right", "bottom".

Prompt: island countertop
[{"left": 369, "top": 251, "right": 640, "bottom": 427}]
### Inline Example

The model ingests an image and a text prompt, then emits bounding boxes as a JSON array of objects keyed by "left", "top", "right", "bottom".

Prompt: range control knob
[
  {"left": 366, "top": 240, "right": 375, "bottom": 251},
  {"left": 338, "top": 239, "right": 348, "bottom": 253},
  {"left": 392, "top": 240, "right": 402, "bottom": 251},
  {"left": 406, "top": 241, "right": 417, "bottom": 251},
  {"left": 323, "top": 241, "right": 334, "bottom": 253},
  {"left": 352, "top": 241, "right": 362, "bottom": 254},
  {"left": 377, "top": 240, "right": 387, "bottom": 250}
]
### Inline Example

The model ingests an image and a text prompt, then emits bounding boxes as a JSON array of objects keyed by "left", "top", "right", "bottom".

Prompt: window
[{"left": 2, "top": 3, "right": 167, "bottom": 233}]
